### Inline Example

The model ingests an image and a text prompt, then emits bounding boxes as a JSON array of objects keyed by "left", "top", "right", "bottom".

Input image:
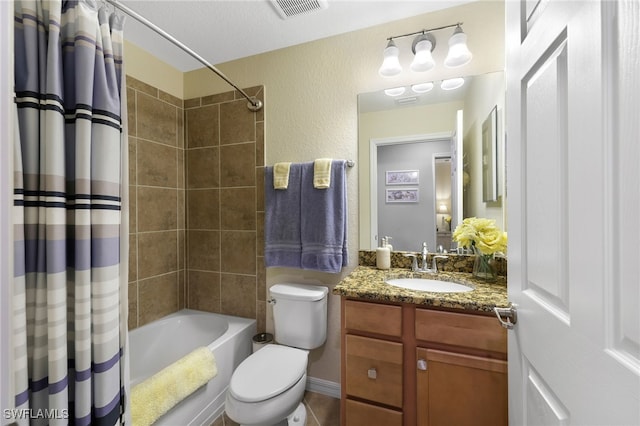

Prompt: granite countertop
[{"left": 332, "top": 265, "right": 509, "bottom": 313}]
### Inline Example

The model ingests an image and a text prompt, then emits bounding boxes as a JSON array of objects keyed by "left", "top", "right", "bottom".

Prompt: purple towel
[
  {"left": 264, "top": 164, "right": 303, "bottom": 269},
  {"left": 300, "top": 160, "right": 348, "bottom": 273}
]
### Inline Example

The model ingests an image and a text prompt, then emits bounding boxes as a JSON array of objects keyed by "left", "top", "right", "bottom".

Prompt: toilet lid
[{"left": 229, "top": 345, "right": 308, "bottom": 403}]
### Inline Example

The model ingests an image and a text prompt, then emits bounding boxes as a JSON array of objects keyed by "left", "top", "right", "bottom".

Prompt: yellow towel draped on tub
[
  {"left": 131, "top": 347, "right": 217, "bottom": 426},
  {"left": 273, "top": 162, "right": 292, "bottom": 189},
  {"left": 313, "top": 158, "right": 332, "bottom": 189}
]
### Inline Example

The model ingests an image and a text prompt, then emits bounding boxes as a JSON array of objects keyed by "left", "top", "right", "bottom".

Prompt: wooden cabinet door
[{"left": 416, "top": 348, "right": 507, "bottom": 426}]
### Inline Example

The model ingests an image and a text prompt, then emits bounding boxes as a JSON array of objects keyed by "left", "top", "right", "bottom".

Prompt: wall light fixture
[{"left": 378, "top": 23, "right": 472, "bottom": 77}]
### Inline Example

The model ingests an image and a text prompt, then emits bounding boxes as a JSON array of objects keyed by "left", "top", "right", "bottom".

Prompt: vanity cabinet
[
  {"left": 342, "top": 300, "right": 404, "bottom": 425},
  {"left": 340, "top": 299, "right": 507, "bottom": 426},
  {"left": 415, "top": 309, "right": 508, "bottom": 426}
]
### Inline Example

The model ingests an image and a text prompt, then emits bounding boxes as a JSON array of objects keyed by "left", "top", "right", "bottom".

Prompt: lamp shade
[
  {"left": 444, "top": 26, "right": 472, "bottom": 68},
  {"left": 410, "top": 34, "right": 435, "bottom": 72},
  {"left": 378, "top": 40, "right": 402, "bottom": 77}
]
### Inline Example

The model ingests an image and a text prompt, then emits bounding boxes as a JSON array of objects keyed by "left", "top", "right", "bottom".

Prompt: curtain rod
[{"left": 106, "top": 0, "right": 263, "bottom": 112}]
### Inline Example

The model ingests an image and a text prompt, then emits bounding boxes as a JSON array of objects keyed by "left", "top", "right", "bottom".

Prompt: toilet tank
[{"left": 269, "top": 284, "right": 329, "bottom": 349}]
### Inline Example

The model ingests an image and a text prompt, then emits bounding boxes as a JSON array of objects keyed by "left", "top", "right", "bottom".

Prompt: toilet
[{"left": 225, "top": 283, "right": 329, "bottom": 426}]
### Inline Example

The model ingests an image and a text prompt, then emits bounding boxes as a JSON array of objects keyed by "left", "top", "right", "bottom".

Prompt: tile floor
[{"left": 211, "top": 391, "right": 340, "bottom": 426}]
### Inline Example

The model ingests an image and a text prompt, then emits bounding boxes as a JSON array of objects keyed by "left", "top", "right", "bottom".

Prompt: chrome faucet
[
  {"left": 420, "top": 242, "right": 429, "bottom": 270},
  {"left": 404, "top": 242, "right": 442, "bottom": 273}
]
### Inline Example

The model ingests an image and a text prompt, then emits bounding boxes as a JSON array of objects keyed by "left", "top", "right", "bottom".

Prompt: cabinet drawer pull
[{"left": 367, "top": 367, "right": 377, "bottom": 379}]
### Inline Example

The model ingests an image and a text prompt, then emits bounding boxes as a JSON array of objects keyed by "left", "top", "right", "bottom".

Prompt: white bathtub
[{"left": 129, "top": 309, "right": 256, "bottom": 425}]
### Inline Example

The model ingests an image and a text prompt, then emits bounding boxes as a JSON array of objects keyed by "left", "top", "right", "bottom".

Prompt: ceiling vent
[
  {"left": 270, "top": 0, "right": 328, "bottom": 19},
  {"left": 395, "top": 97, "right": 418, "bottom": 106}
]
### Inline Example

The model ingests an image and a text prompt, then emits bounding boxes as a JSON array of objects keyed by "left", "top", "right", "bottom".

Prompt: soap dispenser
[
  {"left": 384, "top": 236, "right": 393, "bottom": 252},
  {"left": 376, "top": 237, "right": 391, "bottom": 270}
]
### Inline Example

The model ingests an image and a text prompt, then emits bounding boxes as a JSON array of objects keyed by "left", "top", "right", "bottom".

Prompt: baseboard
[{"left": 306, "top": 377, "right": 341, "bottom": 399}]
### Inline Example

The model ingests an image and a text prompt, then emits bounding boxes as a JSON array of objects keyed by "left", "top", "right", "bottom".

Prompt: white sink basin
[{"left": 385, "top": 277, "right": 474, "bottom": 293}]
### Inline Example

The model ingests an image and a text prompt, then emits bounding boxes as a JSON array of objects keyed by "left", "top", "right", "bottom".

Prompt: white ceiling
[{"left": 116, "top": 0, "right": 475, "bottom": 72}]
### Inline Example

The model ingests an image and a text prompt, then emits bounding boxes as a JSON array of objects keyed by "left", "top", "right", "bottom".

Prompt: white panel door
[{"left": 506, "top": 1, "right": 639, "bottom": 424}]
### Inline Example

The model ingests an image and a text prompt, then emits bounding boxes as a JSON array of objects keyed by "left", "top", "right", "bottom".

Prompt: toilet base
[
  {"left": 286, "top": 402, "right": 307, "bottom": 425},
  {"left": 239, "top": 402, "right": 306, "bottom": 426}
]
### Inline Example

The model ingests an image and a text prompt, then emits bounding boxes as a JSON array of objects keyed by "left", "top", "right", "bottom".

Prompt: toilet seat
[{"left": 229, "top": 344, "right": 308, "bottom": 403}]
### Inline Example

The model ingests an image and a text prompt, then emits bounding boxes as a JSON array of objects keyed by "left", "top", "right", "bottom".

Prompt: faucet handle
[
  {"left": 404, "top": 253, "right": 419, "bottom": 272},
  {"left": 432, "top": 255, "right": 448, "bottom": 273}
]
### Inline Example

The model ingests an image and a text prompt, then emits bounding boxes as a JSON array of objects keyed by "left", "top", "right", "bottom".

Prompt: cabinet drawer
[
  {"left": 346, "top": 399, "right": 402, "bottom": 426},
  {"left": 344, "top": 299, "right": 402, "bottom": 337},
  {"left": 345, "top": 334, "right": 403, "bottom": 408},
  {"left": 415, "top": 309, "right": 507, "bottom": 354}
]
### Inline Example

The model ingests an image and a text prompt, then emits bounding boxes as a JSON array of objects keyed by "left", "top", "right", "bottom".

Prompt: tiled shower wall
[
  {"left": 184, "top": 87, "right": 266, "bottom": 333},
  {"left": 127, "top": 75, "right": 266, "bottom": 332}
]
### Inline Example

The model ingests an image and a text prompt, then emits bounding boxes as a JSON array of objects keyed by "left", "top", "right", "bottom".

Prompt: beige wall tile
[
  {"left": 187, "top": 147, "right": 219, "bottom": 189},
  {"left": 220, "top": 142, "right": 256, "bottom": 187},
  {"left": 202, "top": 92, "right": 233, "bottom": 106},
  {"left": 137, "top": 231, "right": 178, "bottom": 279},
  {"left": 220, "top": 231, "right": 256, "bottom": 274},
  {"left": 129, "top": 233, "right": 137, "bottom": 282},
  {"left": 256, "top": 256, "right": 266, "bottom": 301},
  {"left": 220, "top": 187, "right": 256, "bottom": 231},
  {"left": 137, "top": 92, "right": 178, "bottom": 146},
  {"left": 184, "top": 98, "right": 201, "bottom": 109},
  {"left": 188, "top": 189, "right": 219, "bottom": 230},
  {"left": 256, "top": 167, "right": 265, "bottom": 211},
  {"left": 220, "top": 273, "right": 256, "bottom": 318},
  {"left": 127, "top": 79, "right": 266, "bottom": 334},
  {"left": 177, "top": 189, "right": 185, "bottom": 230},
  {"left": 128, "top": 137, "right": 137, "bottom": 186},
  {"left": 220, "top": 99, "right": 255, "bottom": 144},
  {"left": 187, "top": 230, "right": 220, "bottom": 271},
  {"left": 126, "top": 76, "right": 158, "bottom": 97},
  {"left": 129, "top": 185, "right": 137, "bottom": 233},
  {"left": 137, "top": 187, "right": 177, "bottom": 232},
  {"left": 137, "top": 140, "right": 177, "bottom": 188},
  {"left": 255, "top": 123, "right": 265, "bottom": 167},
  {"left": 128, "top": 281, "right": 138, "bottom": 330},
  {"left": 188, "top": 270, "right": 221, "bottom": 313},
  {"left": 186, "top": 104, "right": 219, "bottom": 148},
  {"left": 138, "top": 272, "right": 179, "bottom": 326},
  {"left": 127, "top": 88, "right": 136, "bottom": 137}
]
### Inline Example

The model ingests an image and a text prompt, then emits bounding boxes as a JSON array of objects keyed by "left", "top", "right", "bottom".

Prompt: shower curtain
[{"left": 13, "top": 1, "right": 129, "bottom": 425}]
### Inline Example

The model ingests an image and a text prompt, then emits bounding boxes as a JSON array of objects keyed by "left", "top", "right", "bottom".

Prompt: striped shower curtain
[{"left": 13, "top": 1, "right": 129, "bottom": 425}]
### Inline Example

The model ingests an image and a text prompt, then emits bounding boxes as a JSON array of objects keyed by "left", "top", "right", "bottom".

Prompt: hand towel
[
  {"left": 273, "top": 162, "right": 292, "bottom": 189},
  {"left": 313, "top": 158, "right": 332, "bottom": 189},
  {"left": 300, "top": 160, "right": 348, "bottom": 273},
  {"left": 265, "top": 163, "right": 303, "bottom": 268},
  {"left": 131, "top": 347, "right": 217, "bottom": 426}
]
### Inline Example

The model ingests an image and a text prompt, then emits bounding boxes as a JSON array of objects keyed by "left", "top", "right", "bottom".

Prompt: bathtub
[{"left": 129, "top": 309, "right": 256, "bottom": 426}]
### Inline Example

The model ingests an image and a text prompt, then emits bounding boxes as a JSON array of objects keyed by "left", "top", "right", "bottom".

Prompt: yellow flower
[{"left": 453, "top": 217, "right": 507, "bottom": 255}]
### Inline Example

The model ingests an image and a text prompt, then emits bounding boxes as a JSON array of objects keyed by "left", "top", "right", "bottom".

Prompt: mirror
[{"left": 358, "top": 71, "right": 506, "bottom": 252}]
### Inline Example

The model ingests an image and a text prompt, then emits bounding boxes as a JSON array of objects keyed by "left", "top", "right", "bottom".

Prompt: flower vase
[{"left": 472, "top": 249, "right": 497, "bottom": 282}]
